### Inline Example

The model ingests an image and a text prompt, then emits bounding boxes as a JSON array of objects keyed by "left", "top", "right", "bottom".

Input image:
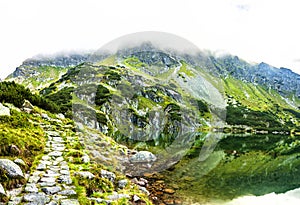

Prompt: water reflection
[{"left": 161, "top": 133, "right": 300, "bottom": 204}]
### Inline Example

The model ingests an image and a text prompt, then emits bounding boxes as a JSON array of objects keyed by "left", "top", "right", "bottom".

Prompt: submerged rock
[{"left": 0, "top": 159, "right": 24, "bottom": 178}]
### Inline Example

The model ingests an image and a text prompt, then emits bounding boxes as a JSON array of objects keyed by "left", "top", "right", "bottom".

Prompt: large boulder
[
  {"left": 129, "top": 151, "right": 157, "bottom": 163},
  {"left": 0, "top": 103, "right": 10, "bottom": 116},
  {"left": 0, "top": 159, "right": 24, "bottom": 178}
]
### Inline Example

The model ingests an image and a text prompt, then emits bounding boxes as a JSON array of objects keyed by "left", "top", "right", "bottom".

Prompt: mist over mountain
[{"left": 3, "top": 36, "right": 300, "bottom": 204}]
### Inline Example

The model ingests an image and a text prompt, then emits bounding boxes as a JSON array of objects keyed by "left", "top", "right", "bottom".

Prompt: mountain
[{"left": 4, "top": 39, "right": 300, "bottom": 204}]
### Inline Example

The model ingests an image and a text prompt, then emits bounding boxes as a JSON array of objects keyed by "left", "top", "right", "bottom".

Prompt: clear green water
[{"left": 161, "top": 133, "right": 300, "bottom": 204}]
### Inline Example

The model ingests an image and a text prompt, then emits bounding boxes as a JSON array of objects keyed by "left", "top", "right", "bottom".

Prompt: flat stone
[
  {"left": 8, "top": 196, "right": 22, "bottom": 205},
  {"left": 40, "top": 177, "right": 56, "bottom": 183},
  {"left": 57, "top": 175, "right": 72, "bottom": 185},
  {"left": 42, "top": 156, "right": 51, "bottom": 161},
  {"left": 75, "top": 171, "right": 95, "bottom": 179},
  {"left": 48, "top": 151, "right": 63, "bottom": 157},
  {"left": 23, "top": 192, "right": 50, "bottom": 204},
  {"left": 45, "top": 131, "right": 60, "bottom": 137},
  {"left": 60, "top": 161, "right": 68, "bottom": 166},
  {"left": 57, "top": 189, "right": 76, "bottom": 196},
  {"left": 25, "top": 184, "right": 38, "bottom": 193},
  {"left": 28, "top": 175, "right": 41, "bottom": 183},
  {"left": 6, "top": 187, "right": 23, "bottom": 198},
  {"left": 107, "top": 192, "right": 130, "bottom": 200},
  {"left": 51, "top": 136, "right": 64, "bottom": 141},
  {"left": 52, "top": 146, "right": 65, "bottom": 152},
  {"left": 46, "top": 201, "right": 58, "bottom": 205},
  {"left": 60, "top": 170, "right": 70, "bottom": 175},
  {"left": 60, "top": 165, "right": 69, "bottom": 170},
  {"left": 0, "top": 159, "right": 24, "bottom": 178},
  {"left": 38, "top": 182, "right": 56, "bottom": 187},
  {"left": 53, "top": 157, "right": 64, "bottom": 166},
  {"left": 41, "top": 186, "right": 62, "bottom": 195},
  {"left": 60, "top": 199, "right": 80, "bottom": 205},
  {"left": 43, "top": 173, "right": 60, "bottom": 178},
  {"left": 48, "top": 166, "right": 60, "bottom": 172},
  {"left": 36, "top": 163, "right": 47, "bottom": 171}
]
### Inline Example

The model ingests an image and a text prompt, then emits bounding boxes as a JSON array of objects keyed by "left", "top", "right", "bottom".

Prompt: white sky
[{"left": 1, "top": 0, "right": 300, "bottom": 79}]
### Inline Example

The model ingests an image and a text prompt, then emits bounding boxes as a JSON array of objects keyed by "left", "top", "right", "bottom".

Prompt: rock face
[
  {"left": 0, "top": 103, "right": 10, "bottom": 116},
  {"left": 0, "top": 159, "right": 24, "bottom": 178},
  {"left": 211, "top": 56, "right": 300, "bottom": 97},
  {"left": 129, "top": 151, "right": 157, "bottom": 163}
]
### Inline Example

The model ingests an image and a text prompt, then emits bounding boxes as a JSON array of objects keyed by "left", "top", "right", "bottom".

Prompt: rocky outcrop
[
  {"left": 0, "top": 159, "right": 24, "bottom": 178},
  {"left": 211, "top": 55, "right": 300, "bottom": 97}
]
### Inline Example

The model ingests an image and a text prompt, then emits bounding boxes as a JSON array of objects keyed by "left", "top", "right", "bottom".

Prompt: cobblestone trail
[{"left": 9, "top": 124, "right": 80, "bottom": 205}]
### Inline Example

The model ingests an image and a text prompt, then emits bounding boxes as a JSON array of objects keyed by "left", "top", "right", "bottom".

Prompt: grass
[{"left": 179, "top": 61, "right": 195, "bottom": 77}]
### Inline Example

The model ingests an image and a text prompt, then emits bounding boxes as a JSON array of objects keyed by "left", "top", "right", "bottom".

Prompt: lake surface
[{"left": 160, "top": 133, "right": 300, "bottom": 204}]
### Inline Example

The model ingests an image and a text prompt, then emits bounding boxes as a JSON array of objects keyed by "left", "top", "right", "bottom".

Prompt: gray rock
[
  {"left": 57, "top": 189, "right": 76, "bottom": 196},
  {"left": 0, "top": 103, "right": 10, "bottom": 116},
  {"left": 75, "top": 171, "right": 95, "bottom": 179},
  {"left": 23, "top": 192, "right": 50, "bottom": 204},
  {"left": 56, "top": 113, "right": 65, "bottom": 119},
  {"left": 101, "top": 170, "right": 116, "bottom": 182},
  {"left": 8, "top": 196, "right": 22, "bottom": 205},
  {"left": 0, "top": 159, "right": 24, "bottom": 178},
  {"left": 6, "top": 187, "right": 22, "bottom": 198},
  {"left": 48, "top": 151, "right": 63, "bottom": 157},
  {"left": 57, "top": 175, "right": 72, "bottom": 184},
  {"left": 14, "top": 158, "right": 26, "bottom": 166},
  {"left": 41, "top": 113, "right": 50, "bottom": 120},
  {"left": 0, "top": 183, "right": 6, "bottom": 196},
  {"left": 133, "top": 195, "right": 140, "bottom": 202},
  {"left": 40, "top": 177, "right": 56, "bottom": 183},
  {"left": 60, "top": 199, "right": 80, "bottom": 205},
  {"left": 138, "top": 186, "right": 150, "bottom": 195},
  {"left": 25, "top": 183, "right": 38, "bottom": 193},
  {"left": 28, "top": 175, "right": 41, "bottom": 183},
  {"left": 36, "top": 163, "right": 47, "bottom": 170},
  {"left": 107, "top": 192, "right": 130, "bottom": 200},
  {"left": 46, "top": 201, "right": 58, "bottom": 205},
  {"left": 129, "top": 151, "right": 157, "bottom": 163},
  {"left": 51, "top": 137, "right": 64, "bottom": 143},
  {"left": 118, "top": 179, "right": 128, "bottom": 189},
  {"left": 45, "top": 131, "right": 60, "bottom": 137},
  {"left": 81, "top": 154, "right": 90, "bottom": 163},
  {"left": 41, "top": 186, "right": 62, "bottom": 195},
  {"left": 60, "top": 170, "right": 70, "bottom": 175},
  {"left": 38, "top": 182, "right": 56, "bottom": 187}
]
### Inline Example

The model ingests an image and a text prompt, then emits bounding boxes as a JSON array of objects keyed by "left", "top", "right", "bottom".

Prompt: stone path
[{"left": 8, "top": 124, "right": 80, "bottom": 205}]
